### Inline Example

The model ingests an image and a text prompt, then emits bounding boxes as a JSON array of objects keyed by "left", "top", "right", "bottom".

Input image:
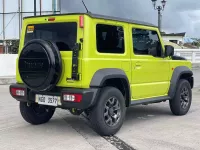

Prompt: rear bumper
[{"left": 9, "top": 83, "right": 99, "bottom": 110}]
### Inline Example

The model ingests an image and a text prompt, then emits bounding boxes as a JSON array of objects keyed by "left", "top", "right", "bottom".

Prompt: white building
[{"left": 162, "top": 32, "right": 186, "bottom": 45}]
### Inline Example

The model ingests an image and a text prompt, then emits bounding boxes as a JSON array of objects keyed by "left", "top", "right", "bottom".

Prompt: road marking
[{"left": 81, "top": 113, "right": 136, "bottom": 150}]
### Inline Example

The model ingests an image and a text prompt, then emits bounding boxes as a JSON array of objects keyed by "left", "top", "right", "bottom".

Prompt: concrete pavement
[
  {"left": 193, "top": 69, "right": 200, "bottom": 88},
  {"left": 0, "top": 67, "right": 199, "bottom": 150},
  {"left": 0, "top": 85, "right": 200, "bottom": 150},
  {"left": 0, "top": 85, "right": 117, "bottom": 150},
  {"left": 116, "top": 89, "right": 200, "bottom": 150}
]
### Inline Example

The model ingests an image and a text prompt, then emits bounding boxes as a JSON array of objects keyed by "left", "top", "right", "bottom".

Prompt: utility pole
[
  {"left": 34, "top": 0, "right": 37, "bottom": 16},
  {"left": 58, "top": 0, "right": 61, "bottom": 14},
  {"left": 18, "top": 0, "right": 21, "bottom": 38},
  {"left": 2, "top": 0, "right": 5, "bottom": 53},
  {"left": 21, "top": 0, "right": 23, "bottom": 29},
  {"left": 157, "top": 6, "right": 162, "bottom": 31},
  {"left": 52, "top": 0, "right": 56, "bottom": 14},
  {"left": 151, "top": 0, "right": 167, "bottom": 32},
  {"left": 40, "top": 0, "right": 42, "bottom": 16}
]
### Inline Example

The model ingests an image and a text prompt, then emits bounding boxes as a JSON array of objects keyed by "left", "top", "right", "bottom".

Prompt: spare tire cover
[{"left": 19, "top": 39, "right": 62, "bottom": 91}]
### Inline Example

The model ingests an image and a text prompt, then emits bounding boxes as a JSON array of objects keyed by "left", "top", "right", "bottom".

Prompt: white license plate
[{"left": 35, "top": 94, "right": 60, "bottom": 107}]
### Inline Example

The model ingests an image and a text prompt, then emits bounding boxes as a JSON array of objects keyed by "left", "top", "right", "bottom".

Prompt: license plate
[{"left": 35, "top": 94, "right": 60, "bottom": 107}]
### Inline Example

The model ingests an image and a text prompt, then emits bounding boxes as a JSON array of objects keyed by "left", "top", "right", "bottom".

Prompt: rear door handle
[
  {"left": 135, "top": 61, "right": 141, "bottom": 66},
  {"left": 134, "top": 61, "right": 142, "bottom": 69},
  {"left": 135, "top": 63, "right": 141, "bottom": 66}
]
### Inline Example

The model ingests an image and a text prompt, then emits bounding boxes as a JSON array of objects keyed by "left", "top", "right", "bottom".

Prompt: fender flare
[
  {"left": 90, "top": 68, "right": 131, "bottom": 105},
  {"left": 168, "top": 66, "right": 193, "bottom": 99}
]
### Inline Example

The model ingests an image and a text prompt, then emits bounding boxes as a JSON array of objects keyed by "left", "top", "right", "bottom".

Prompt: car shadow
[
  {"left": 121, "top": 102, "right": 176, "bottom": 127},
  {"left": 52, "top": 112, "right": 101, "bottom": 137},
  {"left": 25, "top": 101, "right": 194, "bottom": 139},
  {"left": 50, "top": 103, "right": 173, "bottom": 135}
]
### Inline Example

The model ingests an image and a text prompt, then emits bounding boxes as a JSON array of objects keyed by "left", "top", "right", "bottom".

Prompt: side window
[
  {"left": 132, "top": 28, "right": 162, "bottom": 57},
  {"left": 96, "top": 24, "right": 125, "bottom": 54}
]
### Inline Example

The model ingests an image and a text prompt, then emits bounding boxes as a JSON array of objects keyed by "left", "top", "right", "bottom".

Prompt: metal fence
[
  {"left": 0, "top": 0, "right": 61, "bottom": 54},
  {"left": 174, "top": 49, "right": 200, "bottom": 63}
]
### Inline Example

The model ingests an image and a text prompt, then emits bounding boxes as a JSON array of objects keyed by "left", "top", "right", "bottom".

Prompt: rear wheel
[
  {"left": 20, "top": 102, "right": 55, "bottom": 125},
  {"left": 89, "top": 87, "right": 126, "bottom": 136},
  {"left": 169, "top": 79, "right": 192, "bottom": 116}
]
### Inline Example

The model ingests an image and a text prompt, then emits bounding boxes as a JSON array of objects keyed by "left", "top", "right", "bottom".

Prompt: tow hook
[
  {"left": 69, "top": 108, "right": 83, "bottom": 116},
  {"left": 27, "top": 102, "right": 31, "bottom": 107}
]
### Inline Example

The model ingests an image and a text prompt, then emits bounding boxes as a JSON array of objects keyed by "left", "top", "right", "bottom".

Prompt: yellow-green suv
[{"left": 9, "top": 13, "right": 194, "bottom": 136}]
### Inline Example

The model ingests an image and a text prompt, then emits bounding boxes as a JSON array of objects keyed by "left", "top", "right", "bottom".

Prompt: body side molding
[{"left": 131, "top": 96, "right": 171, "bottom": 106}]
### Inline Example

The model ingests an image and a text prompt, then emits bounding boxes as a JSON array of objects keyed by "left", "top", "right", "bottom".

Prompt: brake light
[
  {"left": 48, "top": 17, "right": 55, "bottom": 21},
  {"left": 11, "top": 88, "right": 25, "bottom": 97},
  {"left": 79, "top": 15, "right": 84, "bottom": 28},
  {"left": 63, "top": 94, "right": 82, "bottom": 103}
]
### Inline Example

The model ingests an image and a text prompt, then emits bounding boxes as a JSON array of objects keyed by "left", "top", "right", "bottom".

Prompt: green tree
[
  {"left": 192, "top": 41, "right": 200, "bottom": 48},
  {"left": 5, "top": 40, "right": 20, "bottom": 54}
]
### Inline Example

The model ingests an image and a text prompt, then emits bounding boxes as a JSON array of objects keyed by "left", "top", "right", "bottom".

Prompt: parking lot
[{"left": 0, "top": 70, "right": 200, "bottom": 150}]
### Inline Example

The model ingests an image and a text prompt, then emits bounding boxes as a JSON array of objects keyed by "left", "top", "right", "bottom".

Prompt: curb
[{"left": 0, "top": 77, "right": 16, "bottom": 85}]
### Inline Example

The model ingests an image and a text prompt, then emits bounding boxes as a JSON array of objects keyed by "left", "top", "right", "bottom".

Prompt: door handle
[
  {"left": 135, "top": 63, "right": 141, "bottom": 66},
  {"left": 135, "top": 61, "right": 141, "bottom": 66},
  {"left": 134, "top": 62, "right": 142, "bottom": 69}
]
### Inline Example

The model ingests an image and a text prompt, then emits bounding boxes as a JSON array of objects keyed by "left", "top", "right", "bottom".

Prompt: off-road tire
[
  {"left": 169, "top": 79, "right": 192, "bottom": 116},
  {"left": 89, "top": 87, "right": 126, "bottom": 136},
  {"left": 20, "top": 102, "right": 55, "bottom": 125}
]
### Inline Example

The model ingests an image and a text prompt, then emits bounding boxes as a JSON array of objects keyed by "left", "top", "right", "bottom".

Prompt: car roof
[{"left": 23, "top": 12, "right": 157, "bottom": 28}]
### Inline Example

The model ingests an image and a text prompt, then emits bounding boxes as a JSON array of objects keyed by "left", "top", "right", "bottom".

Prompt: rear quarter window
[{"left": 96, "top": 24, "right": 125, "bottom": 54}]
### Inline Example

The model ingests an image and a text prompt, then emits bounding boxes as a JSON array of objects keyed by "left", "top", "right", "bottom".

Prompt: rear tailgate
[{"left": 16, "top": 14, "right": 84, "bottom": 88}]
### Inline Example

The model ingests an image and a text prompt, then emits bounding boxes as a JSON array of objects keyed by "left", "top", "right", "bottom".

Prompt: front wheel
[
  {"left": 169, "top": 79, "right": 192, "bottom": 116},
  {"left": 20, "top": 102, "right": 55, "bottom": 125},
  {"left": 89, "top": 87, "right": 126, "bottom": 136}
]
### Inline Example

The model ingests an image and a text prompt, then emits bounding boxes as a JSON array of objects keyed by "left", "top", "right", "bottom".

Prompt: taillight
[
  {"left": 11, "top": 88, "right": 25, "bottom": 97},
  {"left": 79, "top": 15, "right": 84, "bottom": 28},
  {"left": 63, "top": 94, "right": 82, "bottom": 103}
]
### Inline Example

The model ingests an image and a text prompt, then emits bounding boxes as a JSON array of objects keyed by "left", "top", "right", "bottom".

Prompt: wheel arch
[
  {"left": 90, "top": 69, "right": 131, "bottom": 107},
  {"left": 168, "top": 66, "right": 193, "bottom": 99}
]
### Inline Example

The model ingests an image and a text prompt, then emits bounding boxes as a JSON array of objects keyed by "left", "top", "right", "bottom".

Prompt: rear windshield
[{"left": 24, "top": 22, "right": 77, "bottom": 51}]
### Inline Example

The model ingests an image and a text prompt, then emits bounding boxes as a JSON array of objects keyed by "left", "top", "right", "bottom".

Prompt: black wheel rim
[
  {"left": 104, "top": 97, "right": 121, "bottom": 127},
  {"left": 180, "top": 86, "right": 190, "bottom": 109}
]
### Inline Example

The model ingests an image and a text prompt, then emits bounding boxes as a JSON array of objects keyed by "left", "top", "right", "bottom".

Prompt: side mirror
[
  {"left": 165, "top": 45, "right": 174, "bottom": 57},
  {"left": 149, "top": 47, "right": 157, "bottom": 57}
]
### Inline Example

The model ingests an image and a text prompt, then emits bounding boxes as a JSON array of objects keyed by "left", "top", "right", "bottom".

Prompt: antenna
[{"left": 82, "top": 0, "right": 91, "bottom": 13}]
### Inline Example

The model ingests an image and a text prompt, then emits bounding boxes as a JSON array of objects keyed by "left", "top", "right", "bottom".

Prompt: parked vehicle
[{"left": 10, "top": 12, "right": 193, "bottom": 136}]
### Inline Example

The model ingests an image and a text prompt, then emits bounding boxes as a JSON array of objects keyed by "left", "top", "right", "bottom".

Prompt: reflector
[{"left": 79, "top": 16, "right": 84, "bottom": 28}]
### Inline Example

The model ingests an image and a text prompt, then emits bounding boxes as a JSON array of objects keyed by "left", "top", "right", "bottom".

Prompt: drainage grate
[{"left": 103, "top": 136, "right": 136, "bottom": 150}]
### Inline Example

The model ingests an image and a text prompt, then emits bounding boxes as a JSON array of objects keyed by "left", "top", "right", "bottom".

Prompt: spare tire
[{"left": 18, "top": 39, "right": 62, "bottom": 92}]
